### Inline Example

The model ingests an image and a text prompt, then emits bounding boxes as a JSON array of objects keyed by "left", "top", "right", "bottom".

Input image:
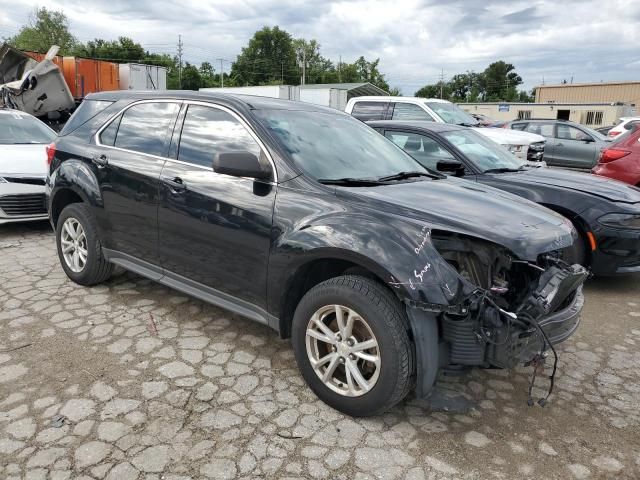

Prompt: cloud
[{"left": 0, "top": 0, "right": 637, "bottom": 95}]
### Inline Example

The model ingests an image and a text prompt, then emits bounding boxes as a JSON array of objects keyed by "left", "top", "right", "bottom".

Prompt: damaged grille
[{"left": 0, "top": 193, "right": 47, "bottom": 216}]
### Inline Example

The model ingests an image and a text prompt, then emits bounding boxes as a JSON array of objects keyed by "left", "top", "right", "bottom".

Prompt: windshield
[
  {"left": 424, "top": 102, "right": 479, "bottom": 126},
  {"left": 441, "top": 129, "right": 524, "bottom": 172},
  {"left": 254, "top": 109, "right": 427, "bottom": 181},
  {"left": 0, "top": 113, "right": 56, "bottom": 144}
]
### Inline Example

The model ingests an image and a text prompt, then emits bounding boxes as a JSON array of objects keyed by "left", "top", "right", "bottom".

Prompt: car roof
[
  {"left": 349, "top": 96, "right": 450, "bottom": 104},
  {"left": 86, "top": 90, "right": 343, "bottom": 114},
  {"left": 366, "top": 120, "right": 464, "bottom": 133}
]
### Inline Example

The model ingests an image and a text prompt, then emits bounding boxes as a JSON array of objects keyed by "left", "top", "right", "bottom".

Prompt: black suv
[{"left": 47, "top": 91, "right": 587, "bottom": 415}]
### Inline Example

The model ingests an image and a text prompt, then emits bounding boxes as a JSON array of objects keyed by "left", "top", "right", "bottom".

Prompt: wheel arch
[
  {"left": 50, "top": 187, "right": 86, "bottom": 228},
  {"left": 276, "top": 251, "right": 403, "bottom": 339},
  {"left": 539, "top": 203, "right": 593, "bottom": 265}
]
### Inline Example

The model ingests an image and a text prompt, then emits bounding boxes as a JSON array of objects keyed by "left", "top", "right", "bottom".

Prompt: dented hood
[{"left": 337, "top": 177, "right": 576, "bottom": 261}]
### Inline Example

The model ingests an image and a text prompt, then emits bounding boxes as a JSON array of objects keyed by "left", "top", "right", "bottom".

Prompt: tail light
[
  {"left": 46, "top": 142, "right": 56, "bottom": 166},
  {"left": 599, "top": 148, "right": 630, "bottom": 163},
  {"left": 608, "top": 131, "right": 621, "bottom": 137}
]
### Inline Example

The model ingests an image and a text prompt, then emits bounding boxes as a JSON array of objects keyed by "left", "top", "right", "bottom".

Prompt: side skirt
[{"left": 103, "top": 248, "right": 275, "bottom": 328}]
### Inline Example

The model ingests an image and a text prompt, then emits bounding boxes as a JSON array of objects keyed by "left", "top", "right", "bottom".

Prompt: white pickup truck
[{"left": 345, "top": 96, "right": 545, "bottom": 163}]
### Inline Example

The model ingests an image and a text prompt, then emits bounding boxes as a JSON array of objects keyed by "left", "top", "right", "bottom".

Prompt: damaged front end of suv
[{"left": 390, "top": 223, "right": 588, "bottom": 405}]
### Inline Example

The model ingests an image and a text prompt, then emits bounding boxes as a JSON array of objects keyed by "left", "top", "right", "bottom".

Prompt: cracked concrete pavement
[{"left": 1, "top": 222, "right": 639, "bottom": 479}]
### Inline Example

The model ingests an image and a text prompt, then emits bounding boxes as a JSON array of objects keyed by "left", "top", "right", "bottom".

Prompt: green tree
[
  {"left": 482, "top": 61, "right": 522, "bottom": 101},
  {"left": 9, "top": 7, "right": 77, "bottom": 54},
  {"left": 181, "top": 62, "right": 202, "bottom": 90},
  {"left": 230, "top": 26, "right": 298, "bottom": 86},
  {"left": 353, "top": 56, "right": 390, "bottom": 92},
  {"left": 199, "top": 61, "right": 217, "bottom": 88},
  {"left": 72, "top": 37, "right": 145, "bottom": 61},
  {"left": 415, "top": 81, "right": 449, "bottom": 99}
]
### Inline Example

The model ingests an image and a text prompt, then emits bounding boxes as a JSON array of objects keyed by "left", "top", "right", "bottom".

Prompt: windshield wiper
[
  {"left": 484, "top": 167, "right": 525, "bottom": 174},
  {"left": 317, "top": 177, "right": 386, "bottom": 186},
  {"left": 457, "top": 122, "right": 479, "bottom": 127},
  {"left": 377, "top": 171, "right": 438, "bottom": 182}
]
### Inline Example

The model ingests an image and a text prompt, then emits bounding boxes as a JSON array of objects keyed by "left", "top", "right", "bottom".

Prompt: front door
[
  {"left": 158, "top": 103, "right": 276, "bottom": 311},
  {"left": 554, "top": 123, "right": 597, "bottom": 169},
  {"left": 92, "top": 100, "right": 181, "bottom": 271}
]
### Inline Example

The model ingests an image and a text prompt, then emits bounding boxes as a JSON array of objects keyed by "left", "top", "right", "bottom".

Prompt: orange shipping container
[
  {"left": 23, "top": 51, "right": 119, "bottom": 99},
  {"left": 62, "top": 57, "right": 119, "bottom": 98}
]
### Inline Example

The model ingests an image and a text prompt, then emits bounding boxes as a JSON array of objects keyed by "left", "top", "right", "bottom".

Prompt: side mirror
[
  {"left": 437, "top": 160, "right": 465, "bottom": 176},
  {"left": 582, "top": 136, "right": 595, "bottom": 143},
  {"left": 213, "top": 151, "right": 271, "bottom": 180}
]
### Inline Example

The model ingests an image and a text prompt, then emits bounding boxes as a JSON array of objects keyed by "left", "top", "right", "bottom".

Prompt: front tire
[
  {"left": 291, "top": 275, "right": 414, "bottom": 416},
  {"left": 56, "top": 203, "right": 113, "bottom": 286}
]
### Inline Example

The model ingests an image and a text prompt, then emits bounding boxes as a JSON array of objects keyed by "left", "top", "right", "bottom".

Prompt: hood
[
  {"left": 500, "top": 167, "right": 640, "bottom": 204},
  {"left": 337, "top": 177, "right": 575, "bottom": 261},
  {"left": 0, "top": 144, "right": 48, "bottom": 177},
  {"left": 473, "top": 127, "right": 545, "bottom": 145}
]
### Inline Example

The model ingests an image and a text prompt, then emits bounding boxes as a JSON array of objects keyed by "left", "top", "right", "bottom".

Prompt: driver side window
[
  {"left": 385, "top": 131, "right": 455, "bottom": 171},
  {"left": 557, "top": 124, "right": 591, "bottom": 141}
]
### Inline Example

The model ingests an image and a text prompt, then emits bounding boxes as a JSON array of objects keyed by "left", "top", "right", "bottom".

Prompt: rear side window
[
  {"left": 110, "top": 102, "right": 180, "bottom": 157},
  {"left": 525, "top": 122, "right": 554, "bottom": 137},
  {"left": 391, "top": 103, "right": 434, "bottom": 121},
  {"left": 511, "top": 123, "right": 527, "bottom": 131},
  {"left": 177, "top": 105, "right": 261, "bottom": 168},
  {"left": 350, "top": 101, "right": 389, "bottom": 121},
  {"left": 385, "top": 131, "right": 455, "bottom": 170},
  {"left": 61, "top": 100, "right": 113, "bottom": 135}
]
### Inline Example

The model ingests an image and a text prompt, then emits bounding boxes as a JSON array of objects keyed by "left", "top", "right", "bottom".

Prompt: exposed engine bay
[{"left": 407, "top": 231, "right": 589, "bottom": 405}]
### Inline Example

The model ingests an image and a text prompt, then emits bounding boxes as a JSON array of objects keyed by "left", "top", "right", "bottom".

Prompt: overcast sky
[{"left": 1, "top": 0, "right": 638, "bottom": 94}]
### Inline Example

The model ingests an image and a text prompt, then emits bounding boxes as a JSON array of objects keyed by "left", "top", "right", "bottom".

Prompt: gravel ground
[{"left": 1, "top": 221, "right": 639, "bottom": 480}]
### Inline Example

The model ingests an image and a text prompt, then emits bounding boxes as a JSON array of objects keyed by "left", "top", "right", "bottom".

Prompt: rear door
[
  {"left": 349, "top": 101, "right": 390, "bottom": 121},
  {"left": 157, "top": 102, "right": 276, "bottom": 311},
  {"left": 554, "top": 124, "right": 597, "bottom": 168},
  {"left": 93, "top": 100, "right": 180, "bottom": 273},
  {"left": 388, "top": 103, "right": 435, "bottom": 121}
]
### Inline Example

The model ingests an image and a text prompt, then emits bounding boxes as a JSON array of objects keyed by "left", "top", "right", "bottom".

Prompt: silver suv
[{"left": 506, "top": 119, "right": 609, "bottom": 169}]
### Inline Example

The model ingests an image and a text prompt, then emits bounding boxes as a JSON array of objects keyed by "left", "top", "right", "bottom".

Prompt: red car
[{"left": 592, "top": 125, "right": 640, "bottom": 187}]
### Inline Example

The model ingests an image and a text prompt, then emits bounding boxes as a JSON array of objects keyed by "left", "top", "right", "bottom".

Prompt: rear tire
[
  {"left": 291, "top": 275, "right": 414, "bottom": 416},
  {"left": 56, "top": 203, "right": 113, "bottom": 286}
]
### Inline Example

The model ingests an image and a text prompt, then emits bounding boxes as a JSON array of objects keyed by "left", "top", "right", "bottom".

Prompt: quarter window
[
  {"left": 391, "top": 103, "right": 434, "bottom": 121},
  {"left": 525, "top": 122, "right": 554, "bottom": 137},
  {"left": 178, "top": 105, "right": 262, "bottom": 168},
  {"left": 112, "top": 102, "right": 179, "bottom": 157},
  {"left": 99, "top": 115, "right": 121, "bottom": 146}
]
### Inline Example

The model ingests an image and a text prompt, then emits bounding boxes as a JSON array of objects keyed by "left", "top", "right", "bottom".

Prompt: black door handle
[
  {"left": 163, "top": 176, "right": 187, "bottom": 193},
  {"left": 92, "top": 154, "right": 108, "bottom": 167}
]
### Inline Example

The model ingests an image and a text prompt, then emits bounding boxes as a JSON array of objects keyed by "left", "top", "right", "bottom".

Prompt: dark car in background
[
  {"left": 593, "top": 125, "right": 640, "bottom": 187},
  {"left": 506, "top": 119, "right": 609, "bottom": 169},
  {"left": 47, "top": 91, "right": 587, "bottom": 415},
  {"left": 369, "top": 120, "right": 640, "bottom": 275}
]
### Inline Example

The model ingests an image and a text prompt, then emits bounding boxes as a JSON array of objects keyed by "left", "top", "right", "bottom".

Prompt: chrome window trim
[{"left": 93, "top": 98, "right": 278, "bottom": 183}]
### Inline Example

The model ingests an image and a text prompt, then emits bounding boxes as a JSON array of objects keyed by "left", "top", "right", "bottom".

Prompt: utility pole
[
  {"left": 301, "top": 49, "right": 306, "bottom": 86},
  {"left": 281, "top": 61, "right": 284, "bottom": 85},
  {"left": 440, "top": 69, "right": 444, "bottom": 99},
  {"left": 219, "top": 58, "right": 224, "bottom": 87},
  {"left": 338, "top": 55, "right": 342, "bottom": 83},
  {"left": 177, "top": 34, "right": 183, "bottom": 89}
]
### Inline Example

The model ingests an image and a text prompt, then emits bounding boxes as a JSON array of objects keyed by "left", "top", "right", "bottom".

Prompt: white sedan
[{"left": 0, "top": 109, "right": 56, "bottom": 224}]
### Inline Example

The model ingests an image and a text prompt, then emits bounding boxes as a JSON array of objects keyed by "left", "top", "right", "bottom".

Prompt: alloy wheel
[
  {"left": 60, "top": 217, "right": 88, "bottom": 273},
  {"left": 305, "top": 304, "right": 381, "bottom": 397}
]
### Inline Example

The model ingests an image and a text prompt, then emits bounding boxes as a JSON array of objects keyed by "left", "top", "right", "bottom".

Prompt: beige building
[
  {"left": 535, "top": 81, "right": 640, "bottom": 105},
  {"left": 459, "top": 102, "right": 636, "bottom": 127}
]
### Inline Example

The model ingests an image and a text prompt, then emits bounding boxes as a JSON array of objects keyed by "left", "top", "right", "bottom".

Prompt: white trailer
[
  {"left": 199, "top": 85, "right": 299, "bottom": 100},
  {"left": 299, "top": 88, "right": 348, "bottom": 111},
  {"left": 119, "top": 63, "right": 167, "bottom": 90}
]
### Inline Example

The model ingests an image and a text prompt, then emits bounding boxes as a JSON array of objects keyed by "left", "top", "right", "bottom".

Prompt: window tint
[
  {"left": 177, "top": 105, "right": 262, "bottom": 168},
  {"left": 557, "top": 124, "right": 591, "bottom": 141},
  {"left": 385, "top": 131, "right": 454, "bottom": 170},
  {"left": 391, "top": 103, "right": 434, "bottom": 121},
  {"left": 61, "top": 100, "right": 113, "bottom": 135},
  {"left": 113, "top": 102, "right": 179, "bottom": 156},
  {"left": 525, "top": 122, "right": 554, "bottom": 137},
  {"left": 99, "top": 114, "right": 121, "bottom": 146},
  {"left": 350, "top": 101, "right": 388, "bottom": 121}
]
